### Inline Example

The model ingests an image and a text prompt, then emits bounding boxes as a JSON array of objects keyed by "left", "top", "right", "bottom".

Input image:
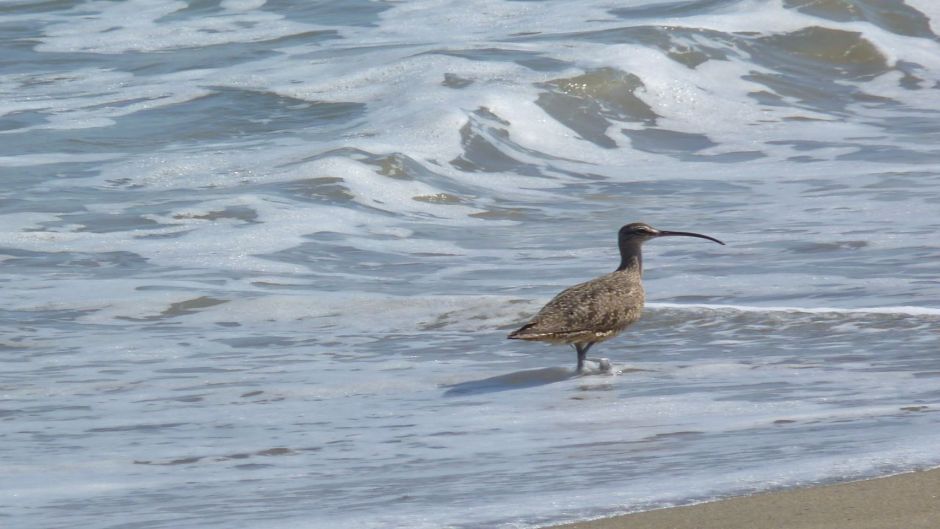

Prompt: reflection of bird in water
[{"left": 508, "top": 222, "right": 724, "bottom": 373}]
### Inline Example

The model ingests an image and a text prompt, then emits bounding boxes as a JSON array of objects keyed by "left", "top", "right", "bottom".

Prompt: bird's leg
[
  {"left": 575, "top": 343, "right": 587, "bottom": 373},
  {"left": 575, "top": 342, "right": 610, "bottom": 373}
]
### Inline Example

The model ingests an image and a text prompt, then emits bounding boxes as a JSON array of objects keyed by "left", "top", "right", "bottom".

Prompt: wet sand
[{"left": 548, "top": 467, "right": 940, "bottom": 529}]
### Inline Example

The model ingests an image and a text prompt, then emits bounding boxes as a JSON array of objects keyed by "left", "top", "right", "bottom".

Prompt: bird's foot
[{"left": 586, "top": 357, "right": 612, "bottom": 374}]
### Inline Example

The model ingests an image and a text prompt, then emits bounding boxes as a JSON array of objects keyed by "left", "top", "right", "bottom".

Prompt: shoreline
[{"left": 546, "top": 467, "right": 940, "bottom": 529}]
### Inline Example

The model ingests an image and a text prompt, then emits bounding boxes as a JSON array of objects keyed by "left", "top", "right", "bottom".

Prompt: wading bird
[{"left": 508, "top": 222, "right": 724, "bottom": 373}]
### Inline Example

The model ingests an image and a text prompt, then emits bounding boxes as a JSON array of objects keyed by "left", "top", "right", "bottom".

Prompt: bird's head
[{"left": 619, "top": 222, "right": 725, "bottom": 245}]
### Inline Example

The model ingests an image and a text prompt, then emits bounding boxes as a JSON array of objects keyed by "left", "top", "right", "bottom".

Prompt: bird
[{"left": 508, "top": 222, "right": 724, "bottom": 373}]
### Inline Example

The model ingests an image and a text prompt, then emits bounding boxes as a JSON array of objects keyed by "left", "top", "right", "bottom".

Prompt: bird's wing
[{"left": 512, "top": 274, "right": 642, "bottom": 338}]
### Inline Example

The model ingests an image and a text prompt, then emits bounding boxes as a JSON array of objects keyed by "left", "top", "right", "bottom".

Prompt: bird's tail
[{"left": 507, "top": 322, "right": 540, "bottom": 340}]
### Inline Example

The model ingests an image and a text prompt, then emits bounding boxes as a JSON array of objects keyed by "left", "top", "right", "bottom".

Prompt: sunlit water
[{"left": 3, "top": 1, "right": 940, "bottom": 528}]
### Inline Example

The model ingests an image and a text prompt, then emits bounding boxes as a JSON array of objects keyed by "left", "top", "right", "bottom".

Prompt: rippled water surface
[{"left": 3, "top": 1, "right": 940, "bottom": 528}]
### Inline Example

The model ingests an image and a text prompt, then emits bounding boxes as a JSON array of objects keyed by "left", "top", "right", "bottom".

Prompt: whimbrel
[{"left": 508, "top": 222, "right": 724, "bottom": 373}]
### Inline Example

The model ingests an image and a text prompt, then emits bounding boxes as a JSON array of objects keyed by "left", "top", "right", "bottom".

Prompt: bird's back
[{"left": 509, "top": 269, "right": 644, "bottom": 344}]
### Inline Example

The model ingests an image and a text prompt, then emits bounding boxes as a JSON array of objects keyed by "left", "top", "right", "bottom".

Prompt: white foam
[
  {"left": 264, "top": 50, "right": 564, "bottom": 165},
  {"left": 0, "top": 67, "right": 212, "bottom": 133},
  {"left": 45, "top": 288, "right": 939, "bottom": 331},
  {"left": 370, "top": 0, "right": 614, "bottom": 45},
  {"left": 0, "top": 197, "right": 387, "bottom": 275},
  {"left": 220, "top": 0, "right": 267, "bottom": 11},
  {"left": 286, "top": 156, "right": 484, "bottom": 219},
  {"left": 0, "top": 153, "right": 120, "bottom": 167},
  {"left": 654, "top": 0, "right": 852, "bottom": 35},
  {"left": 905, "top": 0, "right": 940, "bottom": 35},
  {"left": 34, "top": 0, "right": 322, "bottom": 54},
  {"left": 650, "top": 302, "right": 940, "bottom": 317}
]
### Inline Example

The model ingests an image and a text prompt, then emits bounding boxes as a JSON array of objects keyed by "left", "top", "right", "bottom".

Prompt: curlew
[{"left": 508, "top": 222, "right": 724, "bottom": 373}]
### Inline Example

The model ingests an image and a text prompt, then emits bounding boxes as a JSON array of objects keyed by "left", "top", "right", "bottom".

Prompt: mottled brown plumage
[{"left": 509, "top": 222, "right": 724, "bottom": 373}]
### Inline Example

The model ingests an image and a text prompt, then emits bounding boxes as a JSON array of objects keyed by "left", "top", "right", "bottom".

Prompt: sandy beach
[{"left": 548, "top": 467, "right": 940, "bottom": 529}]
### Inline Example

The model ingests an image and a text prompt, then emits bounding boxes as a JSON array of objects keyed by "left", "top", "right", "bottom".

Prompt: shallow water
[{"left": 3, "top": 1, "right": 940, "bottom": 528}]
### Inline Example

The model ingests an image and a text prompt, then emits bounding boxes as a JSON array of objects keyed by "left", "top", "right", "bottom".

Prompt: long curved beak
[{"left": 657, "top": 230, "right": 725, "bottom": 245}]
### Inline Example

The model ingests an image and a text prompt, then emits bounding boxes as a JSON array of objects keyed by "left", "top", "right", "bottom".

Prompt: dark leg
[
  {"left": 575, "top": 344, "right": 586, "bottom": 372},
  {"left": 575, "top": 343, "right": 595, "bottom": 373}
]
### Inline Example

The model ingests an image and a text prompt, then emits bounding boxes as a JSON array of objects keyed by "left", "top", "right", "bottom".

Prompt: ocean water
[{"left": 3, "top": 0, "right": 940, "bottom": 528}]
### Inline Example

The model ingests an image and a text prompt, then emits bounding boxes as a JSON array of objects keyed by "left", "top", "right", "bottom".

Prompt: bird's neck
[{"left": 617, "top": 241, "right": 643, "bottom": 274}]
